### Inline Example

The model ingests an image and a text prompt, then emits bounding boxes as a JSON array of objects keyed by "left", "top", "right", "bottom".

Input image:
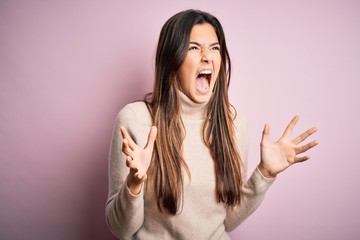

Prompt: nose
[{"left": 201, "top": 49, "right": 212, "bottom": 63}]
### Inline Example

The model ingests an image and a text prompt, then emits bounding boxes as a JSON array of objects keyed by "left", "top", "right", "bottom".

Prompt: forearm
[
  {"left": 106, "top": 152, "right": 145, "bottom": 238},
  {"left": 224, "top": 167, "right": 275, "bottom": 231},
  {"left": 106, "top": 181, "right": 144, "bottom": 239}
]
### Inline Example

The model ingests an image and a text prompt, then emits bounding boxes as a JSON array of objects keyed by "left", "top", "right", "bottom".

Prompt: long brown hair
[{"left": 146, "top": 9, "right": 242, "bottom": 215}]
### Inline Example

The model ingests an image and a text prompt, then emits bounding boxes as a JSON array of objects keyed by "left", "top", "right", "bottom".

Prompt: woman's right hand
[{"left": 120, "top": 126, "right": 157, "bottom": 195}]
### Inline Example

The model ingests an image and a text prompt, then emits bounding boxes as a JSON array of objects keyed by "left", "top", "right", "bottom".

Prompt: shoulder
[
  {"left": 116, "top": 101, "right": 152, "bottom": 126},
  {"left": 230, "top": 106, "right": 248, "bottom": 134},
  {"left": 230, "top": 106, "right": 250, "bottom": 164},
  {"left": 230, "top": 106, "right": 250, "bottom": 147}
]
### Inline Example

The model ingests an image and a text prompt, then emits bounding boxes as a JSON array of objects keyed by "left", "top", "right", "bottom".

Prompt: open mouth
[{"left": 196, "top": 69, "right": 212, "bottom": 93}]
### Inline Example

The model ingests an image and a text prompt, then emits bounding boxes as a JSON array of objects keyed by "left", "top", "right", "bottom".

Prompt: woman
[{"left": 106, "top": 9, "right": 318, "bottom": 240}]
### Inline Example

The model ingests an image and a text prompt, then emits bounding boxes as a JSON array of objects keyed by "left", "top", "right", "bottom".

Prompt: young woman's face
[{"left": 177, "top": 23, "right": 221, "bottom": 104}]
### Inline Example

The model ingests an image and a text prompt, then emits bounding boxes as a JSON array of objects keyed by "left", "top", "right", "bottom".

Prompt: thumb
[
  {"left": 261, "top": 123, "right": 270, "bottom": 143},
  {"left": 144, "top": 126, "right": 157, "bottom": 150}
]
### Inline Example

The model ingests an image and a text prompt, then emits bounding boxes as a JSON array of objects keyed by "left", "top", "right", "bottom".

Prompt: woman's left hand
[{"left": 258, "top": 115, "right": 318, "bottom": 178}]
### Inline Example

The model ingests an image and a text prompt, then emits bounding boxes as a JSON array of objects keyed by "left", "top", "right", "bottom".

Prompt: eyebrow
[{"left": 189, "top": 41, "right": 220, "bottom": 47}]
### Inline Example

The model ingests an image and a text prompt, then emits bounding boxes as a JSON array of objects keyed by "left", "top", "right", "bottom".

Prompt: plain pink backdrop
[{"left": 1, "top": 1, "right": 359, "bottom": 239}]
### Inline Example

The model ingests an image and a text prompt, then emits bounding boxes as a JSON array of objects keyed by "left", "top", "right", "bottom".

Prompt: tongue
[{"left": 196, "top": 76, "right": 209, "bottom": 93}]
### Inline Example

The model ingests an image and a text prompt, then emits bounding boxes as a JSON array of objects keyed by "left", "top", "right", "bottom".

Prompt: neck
[{"left": 178, "top": 91, "right": 208, "bottom": 120}]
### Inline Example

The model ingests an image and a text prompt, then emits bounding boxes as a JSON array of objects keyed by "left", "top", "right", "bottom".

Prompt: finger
[
  {"left": 135, "top": 172, "right": 147, "bottom": 181},
  {"left": 282, "top": 115, "right": 299, "bottom": 138},
  {"left": 144, "top": 126, "right": 157, "bottom": 150},
  {"left": 294, "top": 155, "right": 310, "bottom": 163},
  {"left": 125, "top": 156, "right": 136, "bottom": 168},
  {"left": 295, "top": 140, "right": 319, "bottom": 154},
  {"left": 292, "top": 127, "right": 317, "bottom": 145},
  {"left": 122, "top": 139, "right": 133, "bottom": 157},
  {"left": 261, "top": 123, "right": 270, "bottom": 144},
  {"left": 120, "top": 127, "right": 137, "bottom": 150}
]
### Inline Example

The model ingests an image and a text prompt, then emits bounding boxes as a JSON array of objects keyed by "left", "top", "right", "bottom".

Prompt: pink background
[{"left": 1, "top": 1, "right": 359, "bottom": 239}]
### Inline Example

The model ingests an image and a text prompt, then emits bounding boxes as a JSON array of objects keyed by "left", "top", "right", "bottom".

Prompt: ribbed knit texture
[{"left": 106, "top": 91, "right": 275, "bottom": 240}]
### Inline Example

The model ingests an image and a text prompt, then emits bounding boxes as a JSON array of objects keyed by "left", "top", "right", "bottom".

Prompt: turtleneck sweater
[{"left": 106, "top": 91, "right": 275, "bottom": 240}]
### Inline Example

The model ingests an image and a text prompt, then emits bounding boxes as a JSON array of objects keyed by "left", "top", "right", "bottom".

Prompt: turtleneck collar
[{"left": 178, "top": 91, "right": 208, "bottom": 120}]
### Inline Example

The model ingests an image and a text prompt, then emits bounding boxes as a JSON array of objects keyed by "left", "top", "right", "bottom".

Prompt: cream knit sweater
[{"left": 106, "top": 92, "right": 275, "bottom": 240}]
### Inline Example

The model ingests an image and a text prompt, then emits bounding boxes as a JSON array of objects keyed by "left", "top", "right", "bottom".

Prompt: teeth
[{"left": 199, "top": 69, "right": 212, "bottom": 74}]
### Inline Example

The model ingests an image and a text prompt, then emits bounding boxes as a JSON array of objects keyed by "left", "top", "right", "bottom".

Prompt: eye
[
  {"left": 188, "top": 45, "right": 200, "bottom": 51},
  {"left": 212, "top": 46, "right": 220, "bottom": 51}
]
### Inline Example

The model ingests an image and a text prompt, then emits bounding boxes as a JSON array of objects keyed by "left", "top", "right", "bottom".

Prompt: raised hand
[
  {"left": 120, "top": 126, "right": 157, "bottom": 194},
  {"left": 258, "top": 116, "right": 318, "bottom": 178}
]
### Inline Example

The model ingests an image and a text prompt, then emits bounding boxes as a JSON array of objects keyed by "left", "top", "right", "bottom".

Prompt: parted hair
[{"left": 145, "top": 9, "right": 243, "bottom": 215}]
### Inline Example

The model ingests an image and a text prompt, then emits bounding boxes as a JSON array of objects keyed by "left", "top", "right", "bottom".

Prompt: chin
[{"left": 194, "top": 93, "right": 212, "bottom": 104}]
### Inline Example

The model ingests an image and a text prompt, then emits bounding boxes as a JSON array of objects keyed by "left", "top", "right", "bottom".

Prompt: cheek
[
  {"left": 178, "top": 63, "right": 193, "bottom": 90},
  {"left": 214, "top": 57, "right": 222, "bottom": 80},
  {"left": 181, "top": 59, "right": 197, "bottom": 80},
  {"left": 216, "top": 55, "right": 222, "bottom": 69},
  {"left": 180, "top": 56, "right": 193, "bottom": 71}
]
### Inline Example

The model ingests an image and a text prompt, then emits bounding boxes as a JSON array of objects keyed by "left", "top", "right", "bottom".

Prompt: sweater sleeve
[
  {"left": 105, "top": 105, "right": 145, "bottom": 239},
  {"left": 224, "top": 112, "right": 276, "bottom": 231}
]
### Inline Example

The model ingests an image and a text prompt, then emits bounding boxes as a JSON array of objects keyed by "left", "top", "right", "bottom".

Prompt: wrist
[
  {"left": 127, "top": 172, "right": 143, "bottom": 195},
  {"left": 127, "top": 179, "right": 143, "bottom": 195},
  {"left": 258, "top": 163, "right": 277, "bottom": 179}
]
